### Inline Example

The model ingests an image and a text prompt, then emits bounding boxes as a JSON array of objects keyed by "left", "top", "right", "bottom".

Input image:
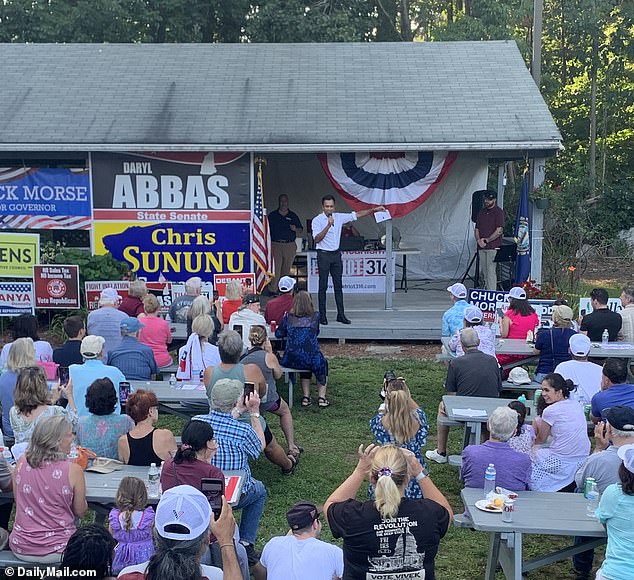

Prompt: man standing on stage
[
  {"left": 268, "top": 194, "right": 303, "bottom": 293},
  {"left": 475, "top": 191, "right": 504, "bottom": 290},
  {"left": 311, "top": 195, "right": 384, "bottom": 325}
]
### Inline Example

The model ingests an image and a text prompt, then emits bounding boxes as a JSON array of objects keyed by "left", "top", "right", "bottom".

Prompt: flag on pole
[
  {"left": 514, "top": 169, "right": 531, "bottom": 284},
  {"left": 252, "top": 160, "right": 273, "bottom": 293}
]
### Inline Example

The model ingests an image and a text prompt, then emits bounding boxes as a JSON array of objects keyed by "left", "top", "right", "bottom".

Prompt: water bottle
[
  {"left": 165, "top": 312, "right": 172, "bottom": 324},
  {"left": 169, "top": 374, "right": 177, "bottom": 388},
  {"left": 148, "top": 463, "right": 160, "bottom": 498},
  {"left": 586, "top": 481, "right": 600, "bottom": 517},
  {"left": 483, "top": 463, "right": 496, "bottom": 498},
  {"left": 0, "top": 447, "right": 14, "bottom": 466},
  {"left": 601, "top": 329, "right": 609, "bottom": 345},
  {"left": 68, "top": 442, "right": 79, "bottom": 461}
]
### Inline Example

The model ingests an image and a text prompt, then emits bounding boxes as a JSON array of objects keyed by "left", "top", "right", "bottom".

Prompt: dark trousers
[
  {"left": 317, "top": 250, "right": 345, "bottom": 317},
  {"left": 572, "top": 535, "right": 594, "bottom": 575}
]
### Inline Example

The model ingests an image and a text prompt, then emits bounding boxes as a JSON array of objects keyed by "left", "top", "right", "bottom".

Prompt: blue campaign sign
[
  {"left": 0, "top": 168, "right": 91, "bottom": 227},
  {"left": 103, "top": 222, "right": 251, "bottom": 282}
]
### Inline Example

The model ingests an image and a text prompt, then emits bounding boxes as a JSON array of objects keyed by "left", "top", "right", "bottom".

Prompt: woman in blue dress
[
  {"left": 370, "top": 378, "right": 429, "bottom": 498},
  {"left": 276, "top": 291, "right": 329, "bottom": 408}
]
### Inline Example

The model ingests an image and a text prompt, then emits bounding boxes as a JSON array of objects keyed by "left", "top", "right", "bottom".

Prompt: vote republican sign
[
  {"left": 34, "top": 265, "right": 80, "bottom": 309},
  {"left": 91, "top": 152, "right": 252, "bottom": 282}
]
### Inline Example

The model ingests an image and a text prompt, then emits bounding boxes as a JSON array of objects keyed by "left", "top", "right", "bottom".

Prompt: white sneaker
[{"left": 425, "top": 449, "right": 448, "bottom": 464}]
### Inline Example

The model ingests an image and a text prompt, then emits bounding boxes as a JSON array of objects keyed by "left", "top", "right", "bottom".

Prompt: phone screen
[
  {"left": 496, "top": 308, "right": 505, "bottom": 319},
  {"left": 201, "top": 477, "right": 225, "bottom": 519},
  {"left": 59, "top": 367, "right": 70, "bottom": 387},
  {"left": 119, "top": 382, "right": 131, "bottom": 414},
  {"left": 243, "top": 382, "right": 255, "bottom": 404}
]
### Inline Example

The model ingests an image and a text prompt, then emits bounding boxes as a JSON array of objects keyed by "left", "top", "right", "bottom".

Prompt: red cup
[{"left": 270, "top": 320, "right": 277, "bottom": 333}]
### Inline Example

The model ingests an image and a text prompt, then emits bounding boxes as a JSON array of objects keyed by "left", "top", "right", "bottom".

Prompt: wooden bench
[{"left": 158, "top": 363, "right": 179, "bottom": 378}]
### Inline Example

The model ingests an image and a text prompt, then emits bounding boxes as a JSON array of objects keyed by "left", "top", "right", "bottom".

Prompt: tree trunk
[
  {"left": 400, "top": 0, "right": 413, "bottom": 41},
  {"left": 560, "top": 0, "right": 567, "bottom": 85},
  {"left": 588, "top": 0, "right": 598, "bottom": 193},
  {"left": 447, "top": 0, "right": 453, "bottom": 25}
]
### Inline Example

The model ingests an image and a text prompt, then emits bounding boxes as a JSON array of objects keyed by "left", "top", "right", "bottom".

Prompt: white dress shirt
[{"left": 311, "top": 212, "right": 357, "bottom": 251}]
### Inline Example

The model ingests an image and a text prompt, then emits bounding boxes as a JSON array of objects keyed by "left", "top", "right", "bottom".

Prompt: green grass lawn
[{"left": 158, "top": 356, "right": 603, "bottom": 579}]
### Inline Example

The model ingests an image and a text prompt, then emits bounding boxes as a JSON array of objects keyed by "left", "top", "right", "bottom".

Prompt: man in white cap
[
  {"left": 265, "top": 276, "right": 296, "bottom": 325},
  {"left": 87, "top": 287, "right": 127, "bottom": 356},
  {"left": 117, "top": 484, "right": 241, "bottom": 580},
  {"left": 554, "top": 334, "right": 603, "bottom": 404},
  {"left": 442, "top": 283, "right": 469, "bottom": 337},
  {"left": 67, "top": 335, "right": 125, "bottom": 416}
]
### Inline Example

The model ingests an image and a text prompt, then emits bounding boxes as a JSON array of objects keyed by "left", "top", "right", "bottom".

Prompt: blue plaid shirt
[
  {"left": 442, "top": 300, "right": 468, "bottom": 337},
  {"left": 193, "top": 410, "right": 262, "bottom": 494}
]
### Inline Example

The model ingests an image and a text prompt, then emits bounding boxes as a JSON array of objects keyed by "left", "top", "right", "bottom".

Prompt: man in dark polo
[
  {"left": 475, "top": 190, "right": 505, "bottom": 290},
  {"left": 311, "top": 195, "right": 384, "bottom": 325},
  {"left": 268, "top": 194, "right": 303, "bottom": 293}
]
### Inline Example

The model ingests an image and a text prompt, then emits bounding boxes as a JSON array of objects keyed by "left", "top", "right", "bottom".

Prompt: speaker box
[{"left": 470, "top": 189, "right": 494, "bottom": 223}]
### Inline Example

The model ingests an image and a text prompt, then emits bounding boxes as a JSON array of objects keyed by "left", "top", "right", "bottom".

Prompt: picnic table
[{"left": 461, "top": 487, "right": 606, "bottom": 580}]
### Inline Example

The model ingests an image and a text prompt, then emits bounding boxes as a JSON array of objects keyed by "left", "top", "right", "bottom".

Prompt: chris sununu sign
[{"left": 91, "top": 152, "right": 251, "bottom": 282}]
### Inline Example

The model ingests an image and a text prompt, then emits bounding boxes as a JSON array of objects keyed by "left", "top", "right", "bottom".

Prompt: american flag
[{"left": 252, "top": 160, "right": 273, "bottom": 293}]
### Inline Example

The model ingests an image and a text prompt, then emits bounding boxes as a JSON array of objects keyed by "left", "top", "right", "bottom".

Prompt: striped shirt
[{"left": 193, "top": 410, "right": 262, "bottom": 494}]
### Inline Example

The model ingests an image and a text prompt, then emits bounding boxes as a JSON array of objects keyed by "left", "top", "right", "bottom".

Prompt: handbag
[{"left": 38, "top": 356, "right": 59, "bottom": 381}]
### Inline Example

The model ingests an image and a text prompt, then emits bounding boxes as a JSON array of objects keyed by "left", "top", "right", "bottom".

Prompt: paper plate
[{"left": 475, "top": 499, "right": 503, "bottom": 513}]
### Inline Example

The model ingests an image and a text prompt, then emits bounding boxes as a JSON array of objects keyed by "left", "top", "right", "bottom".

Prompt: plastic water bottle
[
  {"left": 148, "top": 463, "right": 160, "bottom": 498},
  {"left": 0, "top": 447, "right": 14, "bottom": 466},
  {"left": 483, "top": 463, "right": 496, "bottom": 498},
  {"left": 68, "top": 442, "right": 79, "bottom": 461},
  {"left": 169, "top": 374, "right": 177, "bottom": 388},
  {"left": 601, "top": 329, "right": 609, "bottom": 345},
  {"left": 586, "top": 481, "right": 600, "bottom": 517},
  {"left": 165, "top": 312, "right": 172, "bottom": 324}
]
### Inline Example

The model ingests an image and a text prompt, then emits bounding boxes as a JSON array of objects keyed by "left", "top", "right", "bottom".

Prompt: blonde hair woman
[
  {"left": 370, "top": 378, "right": 429, "bottom": 498},
  {"left": 221, "top": 280, "right": 244, "bottom": 324},
  {"left": 186, "top": 294, "right": 221, "bottom": 341},
  {"left": 176, "top": 314, "right": 221, "bottom": 381},
  {"left": 9, "top": 415, "right": 87, "bottom": 563},
  {"left": 0, "top": 337, "right": 36, "bottom": 441},
  {"left": 324, "top": 444, "right": 452, "bottom": 580},
  {"left": 138, "top": 294, "right": 173, "bottom": 368}
]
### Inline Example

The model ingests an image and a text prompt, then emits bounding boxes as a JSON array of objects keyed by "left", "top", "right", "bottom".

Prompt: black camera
[{"left": 380, "top": 370, "right": 397, "bottom": 401}]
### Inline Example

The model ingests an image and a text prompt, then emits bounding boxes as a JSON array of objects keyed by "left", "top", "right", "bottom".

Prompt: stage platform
[{"left": 298, "top": 280, "right": 451, "bottom": 342}]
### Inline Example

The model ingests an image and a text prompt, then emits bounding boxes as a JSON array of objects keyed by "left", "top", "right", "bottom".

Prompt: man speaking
[
  {"left": 475, "top": 190, "right": 504, "bottom": 291},
  {"left": 311, "top": 195, "right": 384, "bottom": 325}
]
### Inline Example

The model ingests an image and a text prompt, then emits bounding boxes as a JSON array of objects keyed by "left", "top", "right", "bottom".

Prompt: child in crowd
[
  {"left": 109, "top": 477, "right": 155, "bottom": 575},
  {"left": 507, "top": 400, "right": 536, "bottom": 454}
]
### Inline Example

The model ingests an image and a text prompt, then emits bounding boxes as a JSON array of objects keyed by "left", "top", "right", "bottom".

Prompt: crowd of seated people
[{"left": 0, "top": 284, "right": 632, "bottom": 580}]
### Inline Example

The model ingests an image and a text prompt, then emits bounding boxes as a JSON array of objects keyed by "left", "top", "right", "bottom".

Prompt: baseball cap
[
  {"left": 155, "top": 485, "right": 211, "bottom": 541},
  {"left": 120, "top": 317, "right": 144, "bottom": 333},
  {"left": 617, "top": 443, "right": 634, "bottom": 475},
  {"left": 604, "top": 407, "right": 634, "bottom": 432},
  {"left": 242, "top": 293, "right": 260, "bottom": 305},
  {"left": 484, "top": 190, "right": 497, "bottom": 199},
  {"left": 508, "top": 367, "right": 532, "bottom": 385},
  {"left": 99, "top": 288, "right": 121, "bottom": 304},
  {"left": 464, "top": 306, "right": 483, "bottom": 323},
  {"left": 210, "top": 378, "right": 243, "bottom": 409},
  {"left": 569, "top": 334, "right": 591, "bottom": 356},
  {"left": 286, "top": 500, "right": 320, "bottom": 531},
  {"left": 81, "top": 335, "right": 105, "bottom": 359},
  {"left": 508, "top": 287, "right": 527, "bottom": 300},
  {"left": 447, "top": 283, "right": 467, "bottom": 299},
  {"left": 278, "top": 276, "right": 296, "bottom": 293}
]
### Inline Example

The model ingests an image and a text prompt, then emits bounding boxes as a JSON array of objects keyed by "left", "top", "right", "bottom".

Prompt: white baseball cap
[
  {"left": 464, "top": 306, "right": 484, "bottom": 323},
  {"left": 154, "top": 485, "right": 211, "bottom": 541},
  {"left": 99, "top": 288, "right": 122, "bottom": 304},
  {"left": 617, "top": 443, "right": 634, "bottom": 475},
  {"left": 278, "top": 276, "right": 296, "bottom": 293},
  {"left": 508, "top": 287, "right": 527, "bottom": 300},
  {"left": 569, "top": 334, "right": 591, "bottom": 356},
  {"left": 508, "top": 367, "right": 532, "bottom": 385},
  {"left": 447, "top": 283, "right": 467, "bottom": 299}
]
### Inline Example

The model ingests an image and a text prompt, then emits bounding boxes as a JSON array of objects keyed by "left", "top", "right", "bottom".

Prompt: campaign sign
[
  {"left": 213, "top": 273, "right": 256, "bottom": 297},
  {"left": 34, "top": 265, "right": 80, "bottom": 309},
  {"left": 0, "top": 282, "right": 34, "bottom": 316},
  {"left": 0, "top": 168, "right": 91, "bottom": 229},
  {"left": 102, "top": 222, "right": 250, "bottom": 283},
  {"left": 0, "top": 232, "right": 40, "bottom": 278},
  {"left": 579, "top": 297, "right": 622, "bottom": 316},
  {"left": 85, "top": 281, "right": 173, "bottom": 312},
  {"left": 307, "top": 251, "right": 395, "bottom": 294},
  {"left": 468, "top": 288, "right": 555, "bottom": 326}
]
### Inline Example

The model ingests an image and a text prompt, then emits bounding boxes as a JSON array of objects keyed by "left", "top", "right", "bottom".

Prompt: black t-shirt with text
[
  {"left": 327, "top": 497, "right": 450, "bottom": 580},
  {"left": 580, "top": 308, "right": 622, "bottom": 342}
]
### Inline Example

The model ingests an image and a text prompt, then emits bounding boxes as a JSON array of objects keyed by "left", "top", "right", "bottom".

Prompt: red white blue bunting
[{"left": 319, "top": 151, "right": 457, "bottom": 218}]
